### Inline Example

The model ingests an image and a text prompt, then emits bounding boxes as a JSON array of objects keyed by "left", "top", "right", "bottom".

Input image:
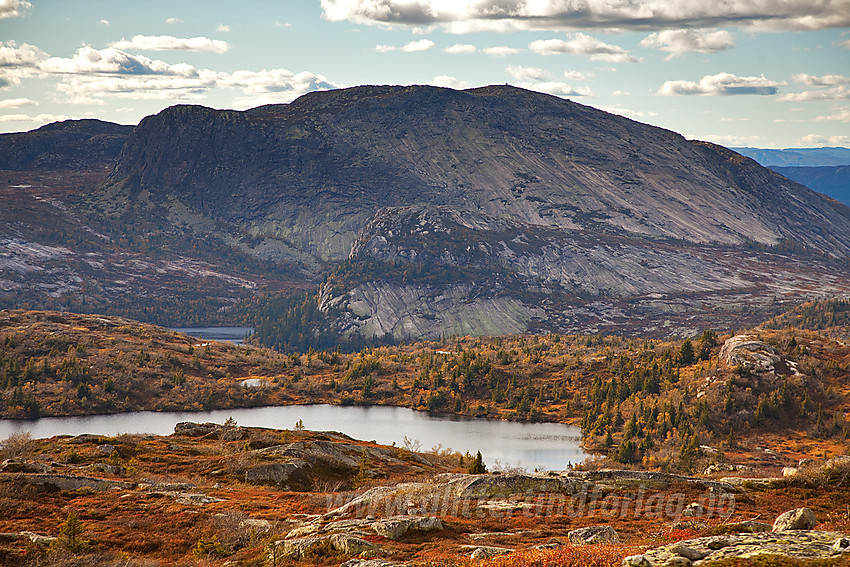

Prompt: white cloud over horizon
[
  {"left": 318, "top": 0, "right": 850, "bottom": 32},
  {"left": 641, "top": 29, "right": 734, "bottom": 58},
  {"left": 0, "top": 97, "right": 35, "bottom": 108},
  {"left": 529, "top": 34, "right": 639, "bottom": 62},
  {"left": 429, "top": 74, "right": 470, "bottom": 88},
  {"left": 658, "top": 72, "right": 785, "bottom": 96},
  {"left": 110, "top": 35, "right": 230, "bottom": 54}
]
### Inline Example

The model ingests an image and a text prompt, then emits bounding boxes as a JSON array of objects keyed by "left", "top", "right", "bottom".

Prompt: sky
[{"left": 0, "top": 0, "right": 848, "bottom": 148}]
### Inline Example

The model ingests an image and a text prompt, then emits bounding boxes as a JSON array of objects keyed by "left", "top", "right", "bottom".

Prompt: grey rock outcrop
[
  {"left": 567, "top": 525, "right": 619, "bottom": 544},
  {"left": 624, "top": 531, "right": 850, "bottom": 566},
  {"left": 719, "top": 335, "right": 781, "bottom": 372},
  {"left": 271, "top": 533, "right": 375, "bottom": 560},
  {"left": 773, "top": 507, "right": 817, "bottom": 531},
  {"left": 371, "top": 516, "right": 443, "bottom": 540},
  {"left": 466, "top": 545, "right": 513, "bottom": 559}
]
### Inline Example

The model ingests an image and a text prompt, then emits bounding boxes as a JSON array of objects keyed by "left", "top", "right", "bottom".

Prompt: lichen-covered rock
[
  {"left": 371, "top": 515, "right": 443, "bottom": 540},
  {"left": 623, "top": 554, "right": 652, "bottom": 567},
  {"left": 442, "top": 472, "right": 578, "bottom": 499},
  {"left": 339, "top": 560, "right": 399, "bottom": 567},
  {"left": 568, "top": 525, "right": 619, "bottom": 544},
  {"left": 468, "top": 546, "right": 513, "bottom": 559},
  {"left": 719, "top": 335, "right": 781, "bottom": 372},
  {"left": 274, "top": 534, "right": 375, "bottom": 559},
  {"left": 0, "top": 459, "right": 52, "bottom": 473},
  {"left": 773, "top": 507, "right": 817, "bottom": 531},
  {"left": 24, "top": 473, "right": 129, "bottom": 491},
  {"left": 633, "top": 530, "right": 848, "bottom": 566}
]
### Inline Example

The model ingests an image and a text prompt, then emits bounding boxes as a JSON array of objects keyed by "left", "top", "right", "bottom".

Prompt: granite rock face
[
  {"left": 10, "top": 85, "right": 850, "bottom": 340},
  {"left": 719, "top": 335, "right": 782, "bottom": 372},
  {"left": 624, "top": 531, "right": 850, "bottom": 566}
]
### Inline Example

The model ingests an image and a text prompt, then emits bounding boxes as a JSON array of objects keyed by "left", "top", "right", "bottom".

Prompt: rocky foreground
[{"left": 1, "top": 421, "right": 849, "bottom": 566}]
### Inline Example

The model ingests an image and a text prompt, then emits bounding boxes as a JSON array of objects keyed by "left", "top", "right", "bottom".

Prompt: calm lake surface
[
  {"left": 0, "top": 405, "right": 586, "bottom": 471},
  {"left": 168, "top": 326, "right": 254, "bottom": 345}
]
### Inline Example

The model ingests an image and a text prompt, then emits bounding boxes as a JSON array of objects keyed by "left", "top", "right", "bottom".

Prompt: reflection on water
[{"left": 0, "top": 404, "right": 587, "bottom": 471}]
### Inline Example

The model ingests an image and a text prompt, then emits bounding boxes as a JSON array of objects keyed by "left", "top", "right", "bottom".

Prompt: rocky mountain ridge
[{"left": 3, "top": 85, "right": 850, "bottom": 339}]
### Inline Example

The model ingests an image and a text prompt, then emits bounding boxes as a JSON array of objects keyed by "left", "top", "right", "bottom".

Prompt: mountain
[
  {"left": 769, "top": 165, "right": 850, "bottom": 206},
  {"left": 0, "top": 119, "right": 132, "bottom": 171},
  {"left": 728, "top": 147, "right": 850, "bottom": 207},
  {"left": 731, "top": 146, "right": 850, "bottom": 167},
  {"left": 3, "top": 85, "right": 850, "bottom": 341}
]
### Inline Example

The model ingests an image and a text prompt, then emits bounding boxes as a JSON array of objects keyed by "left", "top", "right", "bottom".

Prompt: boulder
[
  {"left": 174, "top": 422, "right": 220, "bottom": 437},
  {"left": 468, "top": 546, "right": 512, "bottom": 559},
  {"left": 0, "top": 459, "right": 52, "bottom": 473},
  {"left": 329, "top": 534, "right": 376, "bottom": 556},
  {"left": 773, "top": 507, "right": 817, "bottom": 531},
  {"left": 623, "top": 555, "right": 652, "bottom": 567},
  {"left": 371, "top": 515, "right": 443, "bottom": 540},
  {"left": 273, "top": 534, "right": 375, "bottom": 560},
  {"left": 339, "top": 560, "right": 399, "bottom": 567},
  {"left": 97, "top": 444, "right": 116, "bottom": 455},
  {"left": 244, "top": 461, "right": 312, "bottom": 491},
  {"left": 719, "top": 335, "right": 781, "bottom": 373},
  {"left": 568, "top": 525, "right": 620, "bottom": 544}
]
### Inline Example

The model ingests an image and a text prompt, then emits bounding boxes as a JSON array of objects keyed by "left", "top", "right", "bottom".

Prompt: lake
[
  {"left": 0, "top": 404, "right": 587, "bottom": 471},
  {"left": 168, "top": 326, "right": 254, "bottom": 345}
]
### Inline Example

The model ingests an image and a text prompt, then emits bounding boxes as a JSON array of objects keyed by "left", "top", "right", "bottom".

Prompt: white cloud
[
  {"left": 529, "top": 34, "right": 639, "bottom": 63},
  {"left": 444, "top": 43, "right": 476, "bottom": 54},
  {"left": 511, "top": 81, "right": 593, "bottom": 98},
  {"left": 217, "top": 24, "right": 231, "bottom": 32},
  {"left": 401, "top": 39, "right": 435, "bottom": 52},
  {"left": 0, "top": 41, "right": 47, "bottom": 67},
  {"left": 792, "top": 73, "right": 850, "bottom": 86},
  {"left": 318, "top": 0, "right": 850, "bottom": 32},
  {"left": 40, "top": 46, "right": 198, "bottom": 76},
  {"left": 275, "top": 21, "right": 292, "bottom": 28},
  {"left": 563, "top": 70, "right": 590, "bottom": 81},
  {"left": 165, "top": 17, "right": 182, "bottom": 24},
  {"left": 98, "top": 19, "right": 109, "bottom": 26},
  {"left": 375, "top": 39, "right": 435, "bottom": 52},
  {"left": 814, "top": 108, "right": 850, "bottom": 122},
  {"left": 429, "top": 75, "right": 470, "bottom": 89},
  {"left": 0, "top": 112, "right": 66, "bottom": 123},
  {"left": 779, "top": 86, "right": 850, "bottom": 101},
  {"left": 702, "top": 134, "right": 768, "bottom": 146},
  {"left": 841, "top": 38, "right": 850, "bottom": 49},
  {"left": 506, "top": 65, "right": 549, "bottom": 81},
  {"left": 482, "top": 46, "right": 521, "bottom": 57},
  {"left": 641, "top": 29, "right": 734, "bottom": 59},
  {"left": 798, "top": 133, "right": 850, "bottom": 146},
  {"left": 658, "top": 72, "right": 785, "bottom": 96},
  {"left": 0, "top": 97, "right": 35, "bottom": 108},
  {"left": 110, "top": 35, "right": 230, "bottom": 54},
  {"left": 611, "top": 90, "right": 630, "bottom": 96},
  {"left": 0, "top": 0, "right": 30, "bottom": 19}
]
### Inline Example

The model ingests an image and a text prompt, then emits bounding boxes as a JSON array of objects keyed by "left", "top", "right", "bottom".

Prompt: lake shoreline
[{"left": 0, "top": 403, "right": 587, "bottom": 470}]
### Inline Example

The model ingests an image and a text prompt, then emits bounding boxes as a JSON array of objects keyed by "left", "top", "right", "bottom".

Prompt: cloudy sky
[{"left": 1, "top": 0, "right": 848, "bottom": 148}]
